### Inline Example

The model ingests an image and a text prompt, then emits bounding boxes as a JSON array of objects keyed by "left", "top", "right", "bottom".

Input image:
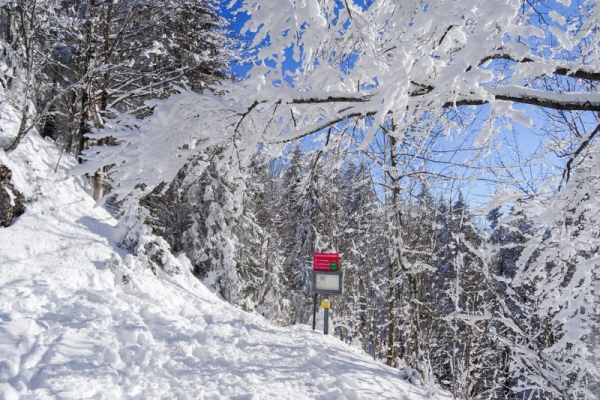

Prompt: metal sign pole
[
  {"left": 323, "top": 294, "right": 329, "bottom": 335},
  {"left": 312, "top": 293, "right": 317, "bottom": 330}
]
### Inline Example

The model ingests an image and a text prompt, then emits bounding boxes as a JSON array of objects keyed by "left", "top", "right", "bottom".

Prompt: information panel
[
  {"left": 313, "top": 252, "right": 340, "bottom": 271},
  {"left": 312, "top": 271, "right": 343, "bottom": 295}
]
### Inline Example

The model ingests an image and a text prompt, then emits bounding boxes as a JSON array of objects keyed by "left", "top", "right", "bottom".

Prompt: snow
[
  {"left": 3, "top": 186, "right": 15, "bottom": 206},
  {"left": 0, "top": 133, "right": 447, "bottom": 399}
]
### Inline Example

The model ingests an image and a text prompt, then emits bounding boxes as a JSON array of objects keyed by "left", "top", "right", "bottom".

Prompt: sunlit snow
[{"left": 0, "top": 134, "right": 448, "bottom": 399}]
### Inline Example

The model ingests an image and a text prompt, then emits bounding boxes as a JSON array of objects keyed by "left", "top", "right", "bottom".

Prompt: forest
[{"left": 0, "top": 0, "right": 598, "bottom": 398}]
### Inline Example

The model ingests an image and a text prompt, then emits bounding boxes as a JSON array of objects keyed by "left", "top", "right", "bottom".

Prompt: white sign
[
  {"left": 313, "top": 271, "right": 343, "bottom": 294},
  {"left": 315, "top": 274, "right": 341, "bottom": 291}
]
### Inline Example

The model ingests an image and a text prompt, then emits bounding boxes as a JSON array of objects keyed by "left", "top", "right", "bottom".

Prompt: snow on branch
[{"left": 486, "top": 86, "right": 600, "bottom": 111}]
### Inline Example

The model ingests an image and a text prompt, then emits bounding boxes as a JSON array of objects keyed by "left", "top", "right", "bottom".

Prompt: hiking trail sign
[
  {"left": 312, "top": 252, "right": 343, "bottom": 335},
  {"left": 313, "top": 252, "right": 339, "bottom": 271}
]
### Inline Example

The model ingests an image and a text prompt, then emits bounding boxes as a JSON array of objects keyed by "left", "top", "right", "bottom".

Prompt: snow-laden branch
[
  {"left": 252, "top": 83, "right": 600, "bottom": 145},
  {"left": 232, "top": 0, "right": 600, "bottom": 147},
  {"left": 479, "top": 53, "right": 600, "bottom": 82},
  {"left": 477, "top": 86, "right": 600, "bottom": 112}
]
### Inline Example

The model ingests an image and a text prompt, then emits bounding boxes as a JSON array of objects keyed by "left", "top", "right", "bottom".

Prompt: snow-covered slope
[{"left": 0, "top": 134, "right": 448, "bottom": 399}]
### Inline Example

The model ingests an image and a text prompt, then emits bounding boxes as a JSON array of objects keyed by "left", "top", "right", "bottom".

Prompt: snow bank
[{"left": 0, "top": 133, "right": 448, "bottom": 399}]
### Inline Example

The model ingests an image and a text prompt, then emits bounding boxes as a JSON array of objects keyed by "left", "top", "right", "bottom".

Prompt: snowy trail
[{"left": 0, "top": 135, "right": 447, "bottom": 399}]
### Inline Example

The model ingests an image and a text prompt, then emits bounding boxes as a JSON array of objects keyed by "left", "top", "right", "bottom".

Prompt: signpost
[
  {"left": 313, "top": 252, "right": 339, "bottom": 271},
  {"left": 312, "top": 252, "right": 343, "bottom": 335}
]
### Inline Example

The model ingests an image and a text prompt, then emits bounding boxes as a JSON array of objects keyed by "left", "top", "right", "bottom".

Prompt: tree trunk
[
  {"left": 385, "top": 133, "right": 400, "bottom": 367},
  {"left": 4, "top": 101, "right": 31, "bottom": 153}
]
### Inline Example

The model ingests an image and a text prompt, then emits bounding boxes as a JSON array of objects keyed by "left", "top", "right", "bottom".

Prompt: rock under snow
[{"left": 0, "top": 164, "right": 25, "bottom": 227}]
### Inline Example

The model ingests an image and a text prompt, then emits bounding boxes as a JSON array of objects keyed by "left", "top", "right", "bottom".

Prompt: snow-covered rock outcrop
[{"left": 0, "top": 164, "right": 24, "bottom": 227}]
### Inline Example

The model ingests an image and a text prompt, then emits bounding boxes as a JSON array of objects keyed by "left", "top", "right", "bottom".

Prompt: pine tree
[
  {"left": 243, "top": 153, "right": 290, "bottom": 323},
  {"left": 332, "top": 159, "right": 386, "bottom": 348},
  {"left": 275, "top": 145, "right": 318, "bottom": 323}
]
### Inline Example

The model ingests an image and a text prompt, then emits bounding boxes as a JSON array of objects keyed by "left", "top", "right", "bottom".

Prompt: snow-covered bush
[{"left": 117, "top": 195, "right": 183, "bottom": 276}]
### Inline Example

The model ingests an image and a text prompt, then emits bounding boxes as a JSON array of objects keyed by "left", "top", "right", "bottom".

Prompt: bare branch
[{"left": 561, "top": 121, "right": 600, "bottom": 185}]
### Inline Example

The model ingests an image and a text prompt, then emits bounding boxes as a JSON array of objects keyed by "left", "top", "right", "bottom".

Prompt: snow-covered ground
[{"left": 0, "top": 133, "right": 449, "bottom": 399}]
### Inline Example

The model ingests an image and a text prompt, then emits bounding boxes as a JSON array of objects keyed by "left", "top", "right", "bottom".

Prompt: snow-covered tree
[
  {"left": 243, "top": 153, "right": 290, "bottom": 323},
  {"left": 332, "top": 159, "right": 386, "bottom": 350},
  {"left": 0, "top": 0, "right": 63, "bottom": 152},
  {"left": 502, "top": 155, "right": 599, "bottom": 398}
]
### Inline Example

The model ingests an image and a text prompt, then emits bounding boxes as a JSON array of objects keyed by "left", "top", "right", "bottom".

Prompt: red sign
[{"left": 313, "top": 252, "right": 339, "bottom": 271}]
